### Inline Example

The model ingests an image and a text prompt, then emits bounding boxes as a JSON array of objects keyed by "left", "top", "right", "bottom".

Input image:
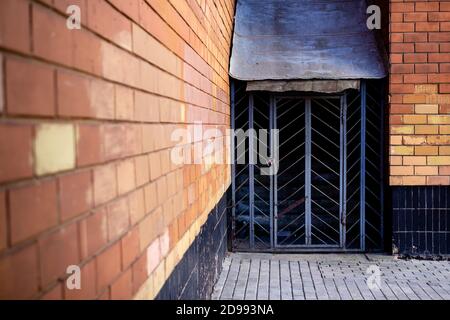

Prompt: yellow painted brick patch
[{"left": 34, "top": 123, "right": 75, "bottom": 175}]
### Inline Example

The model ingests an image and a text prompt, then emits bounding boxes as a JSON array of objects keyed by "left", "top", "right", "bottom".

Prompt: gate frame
[{"left": 230, "top": 80, "right": 385, "bottom": 253}]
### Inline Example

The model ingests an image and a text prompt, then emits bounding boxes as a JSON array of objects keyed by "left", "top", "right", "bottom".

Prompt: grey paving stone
[{"left": 212, "top": 253, "right": 450, "bottom": 300}]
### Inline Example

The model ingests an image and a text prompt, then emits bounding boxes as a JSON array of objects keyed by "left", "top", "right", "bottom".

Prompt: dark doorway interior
[{"left": 231, "top": 80, "right": 387, "bottom": 252}]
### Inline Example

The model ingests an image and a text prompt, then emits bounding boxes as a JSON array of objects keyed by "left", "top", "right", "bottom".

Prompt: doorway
[{"left": 231, "top": 80, "right": 386, "bottom": 252}]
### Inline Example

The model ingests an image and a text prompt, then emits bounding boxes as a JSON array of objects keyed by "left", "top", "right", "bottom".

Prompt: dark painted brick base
[
  {"left": 392, "top": 186, "right": 450, "bottom": 255},
  {"left": 155, "top": 191, "right": 228, "bottom": 300}
]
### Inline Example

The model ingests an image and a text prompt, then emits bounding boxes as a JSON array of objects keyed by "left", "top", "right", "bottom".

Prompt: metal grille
[{"left": 231, "top": 80, "right": 385, "bottom": 252}]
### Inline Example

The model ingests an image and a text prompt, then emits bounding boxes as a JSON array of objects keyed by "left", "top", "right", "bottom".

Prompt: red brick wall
[
  {"left": 0, "top": 0, "right": 234, "bottom": 299},
  {"left": 390, "top": 0, "right": 450, "bottom": 185}
]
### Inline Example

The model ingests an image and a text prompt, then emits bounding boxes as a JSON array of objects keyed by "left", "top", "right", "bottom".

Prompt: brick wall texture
[
  {"left": 0, "top": 0, "right": 234, "bottom": 299},
  {"left": 390, "top": 0, "right": 450, "bottom": 186}
]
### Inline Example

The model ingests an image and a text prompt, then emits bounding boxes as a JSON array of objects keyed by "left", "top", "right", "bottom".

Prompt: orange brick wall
[
  {"left": 0, "top": 0, "right": 234, "bottom": 299},
  {"left": 390, "top": 0, "right": 450, "bottom": 186}
]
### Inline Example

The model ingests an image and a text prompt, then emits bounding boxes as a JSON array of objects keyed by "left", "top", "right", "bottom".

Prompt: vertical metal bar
[
  {"left": 231, "top": 80, "right": 236, "bottom": 250},
  {"left": 340, "top": 94, "right": 347, "bottom": 248},
  {"left": 269, "top": 95, "right": 275, "bottom": 248},
  {"left": 305, "top": 98, "right": 312, "bottom": 245},
  {"left": 249, "top": 93, "right": 255, "bottom": 248},
  {"left": 360, "top": 81, "right": 367, "bottom": 251},
  {"left": 379, "top": 81, "right": 385, "bottom": 248}
]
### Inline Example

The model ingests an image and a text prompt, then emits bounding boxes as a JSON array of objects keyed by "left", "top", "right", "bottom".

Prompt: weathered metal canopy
[{"left": 229, "top": 0, "right": 387, "bottom": 81}]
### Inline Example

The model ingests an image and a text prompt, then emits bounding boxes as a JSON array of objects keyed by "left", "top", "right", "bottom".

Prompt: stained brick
[
  {"left": 79, "top": 207, "right": 108, "bottom": 257},
  {"left": 93, "top": 164, "right": 117, "bottom": 206},
  {"left": 107, "top": 197, "right": 130, "bottom": 241}
]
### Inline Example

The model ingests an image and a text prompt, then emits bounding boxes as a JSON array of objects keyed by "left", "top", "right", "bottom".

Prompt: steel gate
[{"left": 231, "top": 80, "right": 385, "bottom": 252}]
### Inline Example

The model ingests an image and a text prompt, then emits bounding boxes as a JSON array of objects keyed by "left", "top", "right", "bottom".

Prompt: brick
[
  {"left": 0, "top": 244, "right": 39, "bottom": 299},
  {"left": 57, "top": 71, "right": 91, "bottom": 118},
  {"left": 391, "top": 43, "right": 414, "bottom": 53},
  {"left": 404, "top": 33, "right": 427, "bottom": 43},
  {"left": 391, "top": 125, "right": 414, "bottom": 135},
  {"left": 427, "top": 176, "right": 450, "bottom": 185},
  {"left": 110, "top": 269, "right": 133, "bottom": 300},
  {"left": 39, "top": 223, "right": 80, "bottom": 286},
  {"left": 79, "top": 207, "right": 108, "bottom": 257},
  {"left": 132, "top": 253, "right": 147, "bottom": 294},
  {"left": 134, "top": 91, "right": 160, "bottom": 123},
  {"left": 93, "top": 164, "right": 117, "bottom": 206},
  {"left": 403, "top": 136, "right": 426, "bottom": 145},
  {"left": 428, "top": 156, "right": 450, "bottom": 165},
  {"left": 41, "top": 284, "right": 63, "bottom": 300},
  {"left": 439, "top": 166, "right": 450, "bottom": 175},
  {"left": 90, "top": 79, "right": 115, "bottom": 119},
  {"left": 34, "top": 124, "right": 76, "bottom": 176},
  {"left": 391, "top": 166, "right": 414, "bottom": 176},
  {"left": 391, "top": 3, "right": 414, "bottom": 13},
  {"left": 0, "top": 0, "right": 30, "bottom": 53},
  {"left": 0, "top": 192, "right": 6, "bottom": 252},
  {"left": 121, "top": 227, "right": 140, "bottom": 269},
  {"left": 103, "top": 124, "right": 127, "bottom": 160},
  {"left": 429, "top": 53, "right": 450, "bottom": 63},
  {"left": 64, "top": 259, "right": 97, "bottom": 300},
  {"left": 76, "top": 124, "right": 103, "bottom": 166},
  {"left": 415, "top": 146, "right": 439, "bottom": 155},
  {"left": 146, "top": 238, "right": 161, "bottom": 274},
  {"left": 107, "top": 197, "right": 130, "bottom": 241},
  {"left": 403, "top": 74, "right": 428, "bottom": 84},
  {"left": 428, "top": 12, "right": 450, "bottom": 21},
  {"left": 0, "top": 124, "right": 33, "bottom": 183},
  {"left": 10, "top": 180, "right": 58, "bottom": 244},
  {"left": 427, "top": 135, "right": 450, "bottom": 145},
  {"left": 149, "top": 152, "right": 162, "bottom": 180},
  {"left": 96, "top": 242, "right": 122, "bottom": 291},
  {"left": 401, "top": 176, "right": 426, "bottom": 185},
  {"left": 440, "top": 84, "right": 450, "bottom": 93},
  {"left": 390, "top": 104, "right": 414, "bottom": 114},
  {"left": 391, "top": 146, "right": 414, "bottom": 156},
  {"left": 117, "top": 159, "right": 136, "bottom": 195},
  {"left": 439, "top": 146, "right": 450, "bottom": 155},
  {"left": 108, "top": 0, "right": 140, "bottom": 22},
  {"left": 428, "top": 115, "right": 450, "bottom": 124},
  {"left": 404, "top": 12, "right": 427, "bottom": 22},
  {"left": 415, "top": 125, "right": 439, "bottom": 134},
  {"left": 139, "top": 207, "right": 163, "bottom": 251},
  {"left": 115, "top": 85, "right": 134, "bottom": 120},
  {"left": 6, "top": 58, "right": 55, "bottom": 116},
  {"left": 415, "top": 64, "right": 438, "bottom": 74},
  {"left": 59, "top": 170, "right": 93, "bottom": 221},
  {"left": 128, "top": 188, "right": 146, "bottom": 225},
  {"left": 416, "top": 2, "right": 439, "bottom": 12},
  {"left": 415, "top": 22, "right": 439, "bottom": 32},
  {"left": 415, "top": 104, "right": 438, "bottom": 114},
  {"left": 33, "top": 5, "right": 73, "bottom": 66},
  {"left": 135, "top": 155, "right": 150, "bottom": 187},
  {"left": 403, "top": 156, "right": 427, "bottom": 166},
  {"left": 415, "top": 166, "right": 439, "bottom": 176},
  {"left": 87, "top": 0, "right": 132, "bottom": 50}
]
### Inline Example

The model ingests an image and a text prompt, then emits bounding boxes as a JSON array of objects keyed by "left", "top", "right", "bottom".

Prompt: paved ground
[{"left": 212, "top": 253, "right": 450, "bottom": 300}]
